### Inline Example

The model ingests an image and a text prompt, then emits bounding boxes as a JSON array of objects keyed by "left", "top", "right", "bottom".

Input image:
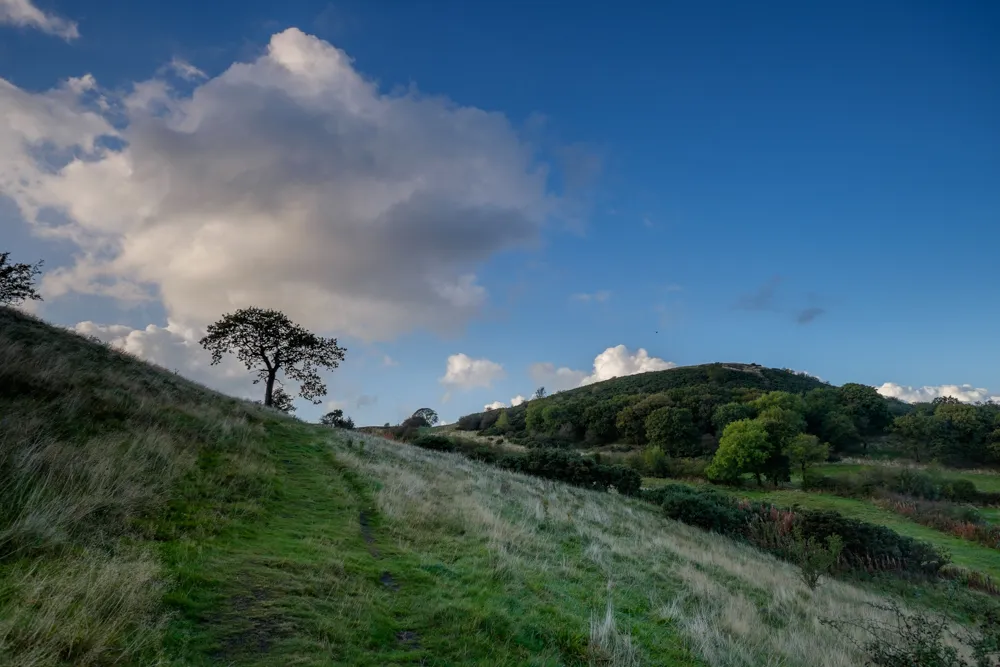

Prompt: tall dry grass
[
  {"left": 336, "top": 431, "right": 978, "bottom": 667},
  {"left": 0, "top": 306, "right": 275, "bottom": 666}
]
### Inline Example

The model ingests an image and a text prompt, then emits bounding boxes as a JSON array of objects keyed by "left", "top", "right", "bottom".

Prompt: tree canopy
[
  {"left": 0, "top": 252, "right": 43, "bottom": 307},
  {"left": 320, "top": 409, "right": 355, "bottom": 429},
  {"left": 199, "top": 307, "right": 346, "bottom": 407},
  {"left": 706, "top": 419, "right": 772, "bottom": 484},
  {"left": 412, "top": 408, "right": 439, "bottom": 427}
]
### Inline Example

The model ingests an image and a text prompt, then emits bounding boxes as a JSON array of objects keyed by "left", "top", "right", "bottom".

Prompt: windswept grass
[
  {"left": 332, "top": 431, "right": 988, "bottom": 666},
  {"left": 2, "top": 305, "right": 995, "bottom": 665},
  {"left": 0, "top": 307, "right": 277, "bottom": 666}
]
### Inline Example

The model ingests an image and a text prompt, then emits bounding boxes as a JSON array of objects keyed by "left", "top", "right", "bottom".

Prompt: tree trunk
[
  {"left": 755, "top": 472, "right": 763, "bottom": 487},
  {"left": 264, "top": 371, "right": 277, "bottom": 407}
]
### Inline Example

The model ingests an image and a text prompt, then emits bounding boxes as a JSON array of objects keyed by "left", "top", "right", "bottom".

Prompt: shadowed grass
[{"left": 0, "top": 307, "right": 277, "bottom": 665}]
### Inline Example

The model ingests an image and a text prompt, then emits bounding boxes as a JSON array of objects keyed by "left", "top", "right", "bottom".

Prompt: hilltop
[
  {"left": 2, "top": 306, "right": 998, "bottom": 666},
  {"left": 450, "top": 362, "right": 914, "bottom": 454}
]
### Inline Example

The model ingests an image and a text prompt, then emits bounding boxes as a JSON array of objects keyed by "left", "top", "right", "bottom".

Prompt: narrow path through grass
[{"left": 160, "top": 425, "right": 703, "bottom": 665}]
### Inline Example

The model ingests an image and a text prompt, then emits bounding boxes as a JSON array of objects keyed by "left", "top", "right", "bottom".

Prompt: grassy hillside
[{"left": 2, "top": 306, "right": 996, "bottom": 666}]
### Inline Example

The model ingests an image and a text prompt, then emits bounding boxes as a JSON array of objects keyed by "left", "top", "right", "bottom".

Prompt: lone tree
[
  {"left": 199, "top": 307, "right": 346, "bottom": 408},
  {"left": 533, "top": 386, "right": 547, "bottom": 400},
  {"left": 411, "top": 408, "right": 439, "bottom": 427},
  {"left": 320, "top": 409, "right": 355, "bottom": 429},
  {"left": 0, "top": 252, "right": 43, "bottom": 306}
]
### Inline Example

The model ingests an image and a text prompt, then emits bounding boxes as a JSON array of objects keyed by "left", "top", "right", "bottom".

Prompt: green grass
[
  {"left": 4, "top": 305, "right": 998, "bottom": 666},
  {"left": 159, "top": 424, "right": 703, "bottom": 666}
]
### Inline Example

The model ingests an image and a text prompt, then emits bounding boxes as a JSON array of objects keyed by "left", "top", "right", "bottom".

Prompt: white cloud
[
  {"left": 876, "top": 382, "right": 1000, "bottom": 404},
  {"left": 484, "top": 394, "right": 527, "bottom": 411},
  {"left": 381, "top": 354, "right": 398, "bottom": 367},
  {"left": 165, "top": 57, "right": 207, "bottom": 81},
  {"left": 1, "top": 27, "right": 558, "bottom": 342},
  {"left": 72, "top": 320, "right": 259, "bottom": 398},
  {"left": 571, "top": 290, "right": 611, "bottom": 303},
  {"left": 530, "top": 345, "right": 676, "bottom": 392},
  {"left": 439, "top": 353, "right": 504, "bottom": 390},
  {"left": 0, "top": 0, "right": 78, "bottom": 40}
]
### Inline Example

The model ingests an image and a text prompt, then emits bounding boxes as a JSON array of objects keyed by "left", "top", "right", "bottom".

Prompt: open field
[{"left": 823, "top": 461, "right": 1000, "bottom": 493}]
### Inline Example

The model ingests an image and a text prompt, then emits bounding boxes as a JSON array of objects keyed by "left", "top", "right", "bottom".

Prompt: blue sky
[{"left": 2, "top": 0, "right": 998, "bottom": 423}]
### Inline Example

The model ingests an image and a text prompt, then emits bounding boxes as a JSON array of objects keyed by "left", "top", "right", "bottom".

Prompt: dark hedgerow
[
  {"left": 497, "top": 449, "right": 642, "bottom": 496},
  {"left": 641, "top": 483, "right": 949, "bottom": 576},
  {"left": 406, "top": 435, "right": 641, "bottom": 495}
]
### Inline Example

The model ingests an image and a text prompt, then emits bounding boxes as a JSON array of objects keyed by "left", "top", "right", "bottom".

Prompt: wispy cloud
[
  {"left": 0, "top": 0, "right": 79, "bottom": 40},
  {"left": 164, "top": 57, "right": 207, "bottom": 81},
  {"left": 571, "top": 290, "right": 612, "bottom": 303}
]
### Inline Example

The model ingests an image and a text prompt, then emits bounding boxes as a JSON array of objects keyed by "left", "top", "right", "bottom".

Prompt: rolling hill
[
  {"left": 451, "top": 362, "right": 911, "bottom": 455},
  {"left": 1, "top": 306, "right": 992, "bottom": 666}
]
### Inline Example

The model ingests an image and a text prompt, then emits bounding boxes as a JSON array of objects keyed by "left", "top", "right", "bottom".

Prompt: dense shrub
[
  {"left": 456, "top": 413, "right": 483, "bottom": 431},
  {"left": 643, "top": 485, "right": 948, "bottom": 576},
  {"left": 793, "top": 509, "right": 946, "bottom": 574},
  {"left": 499, "top": 449, "right": 641, "bottom": 496},
  {"left": 406, "top": 435, "right": 640, "bottom": 495},
  {"left": 643, "top": 484, "right": 745, "bottom": 533},
  {"left": 410, "top": 434, "right": 456, "bottom": 452},
  {"left": 409, "top": 434, "right": 504, "bottom": 464}
]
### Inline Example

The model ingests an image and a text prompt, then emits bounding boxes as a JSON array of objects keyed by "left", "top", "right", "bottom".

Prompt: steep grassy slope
[
  {"left": 1, "top": 307, "right": 991, "bottom": 665},
  {"left": 0, "top": 306, "right": 279, "bottom": 665}
]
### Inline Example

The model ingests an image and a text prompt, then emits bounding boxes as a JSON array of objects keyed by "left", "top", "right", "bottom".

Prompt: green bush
[
  {"left": 789, "top": 528, "right": 843, "bottom": 590},
  {"left": 411, "top": 434, "right": 456, "bottom": 452},
  {"left": 794, "top": 509, "right": 947, "bottom": 574},
  {"left": 642, "top": 484, "right": 745, "bottom": 533},
  {"left": 497, "top": 449, "right": 641, "bottom": 496}
]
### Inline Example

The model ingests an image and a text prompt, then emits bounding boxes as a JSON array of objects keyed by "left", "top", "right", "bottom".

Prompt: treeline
[
  {"left": 893, "top": 397, "right": 1000, "bottom": 466},
  {"left": 457, "top": 366, "right": 1000, "bottom": 477}
]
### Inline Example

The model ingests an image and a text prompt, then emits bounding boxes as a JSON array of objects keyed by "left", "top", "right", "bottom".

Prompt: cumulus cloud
[
  {"left": 439, "top": 353, "right": 505, "bottom": 390},
  {"left": 1, "top": 28, "right": 559, "bottom": 341},
  {"left": 0, "top": 0, "right": 78, "bottom": 40},
  {"left": 483, "top": 394, "right": 528, "bottom": 411},
  {"left": 876, "top": 382, "right": 1000, "bottom": 404},
  {"left": 530, "top": 345, "right": 676, "bottom": 392},
  {"left": 571, "top": 290, "right": 611, "bottom": 303},
  {"left": 72, "top": 320, "right": 259, "bottom": 398}
]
